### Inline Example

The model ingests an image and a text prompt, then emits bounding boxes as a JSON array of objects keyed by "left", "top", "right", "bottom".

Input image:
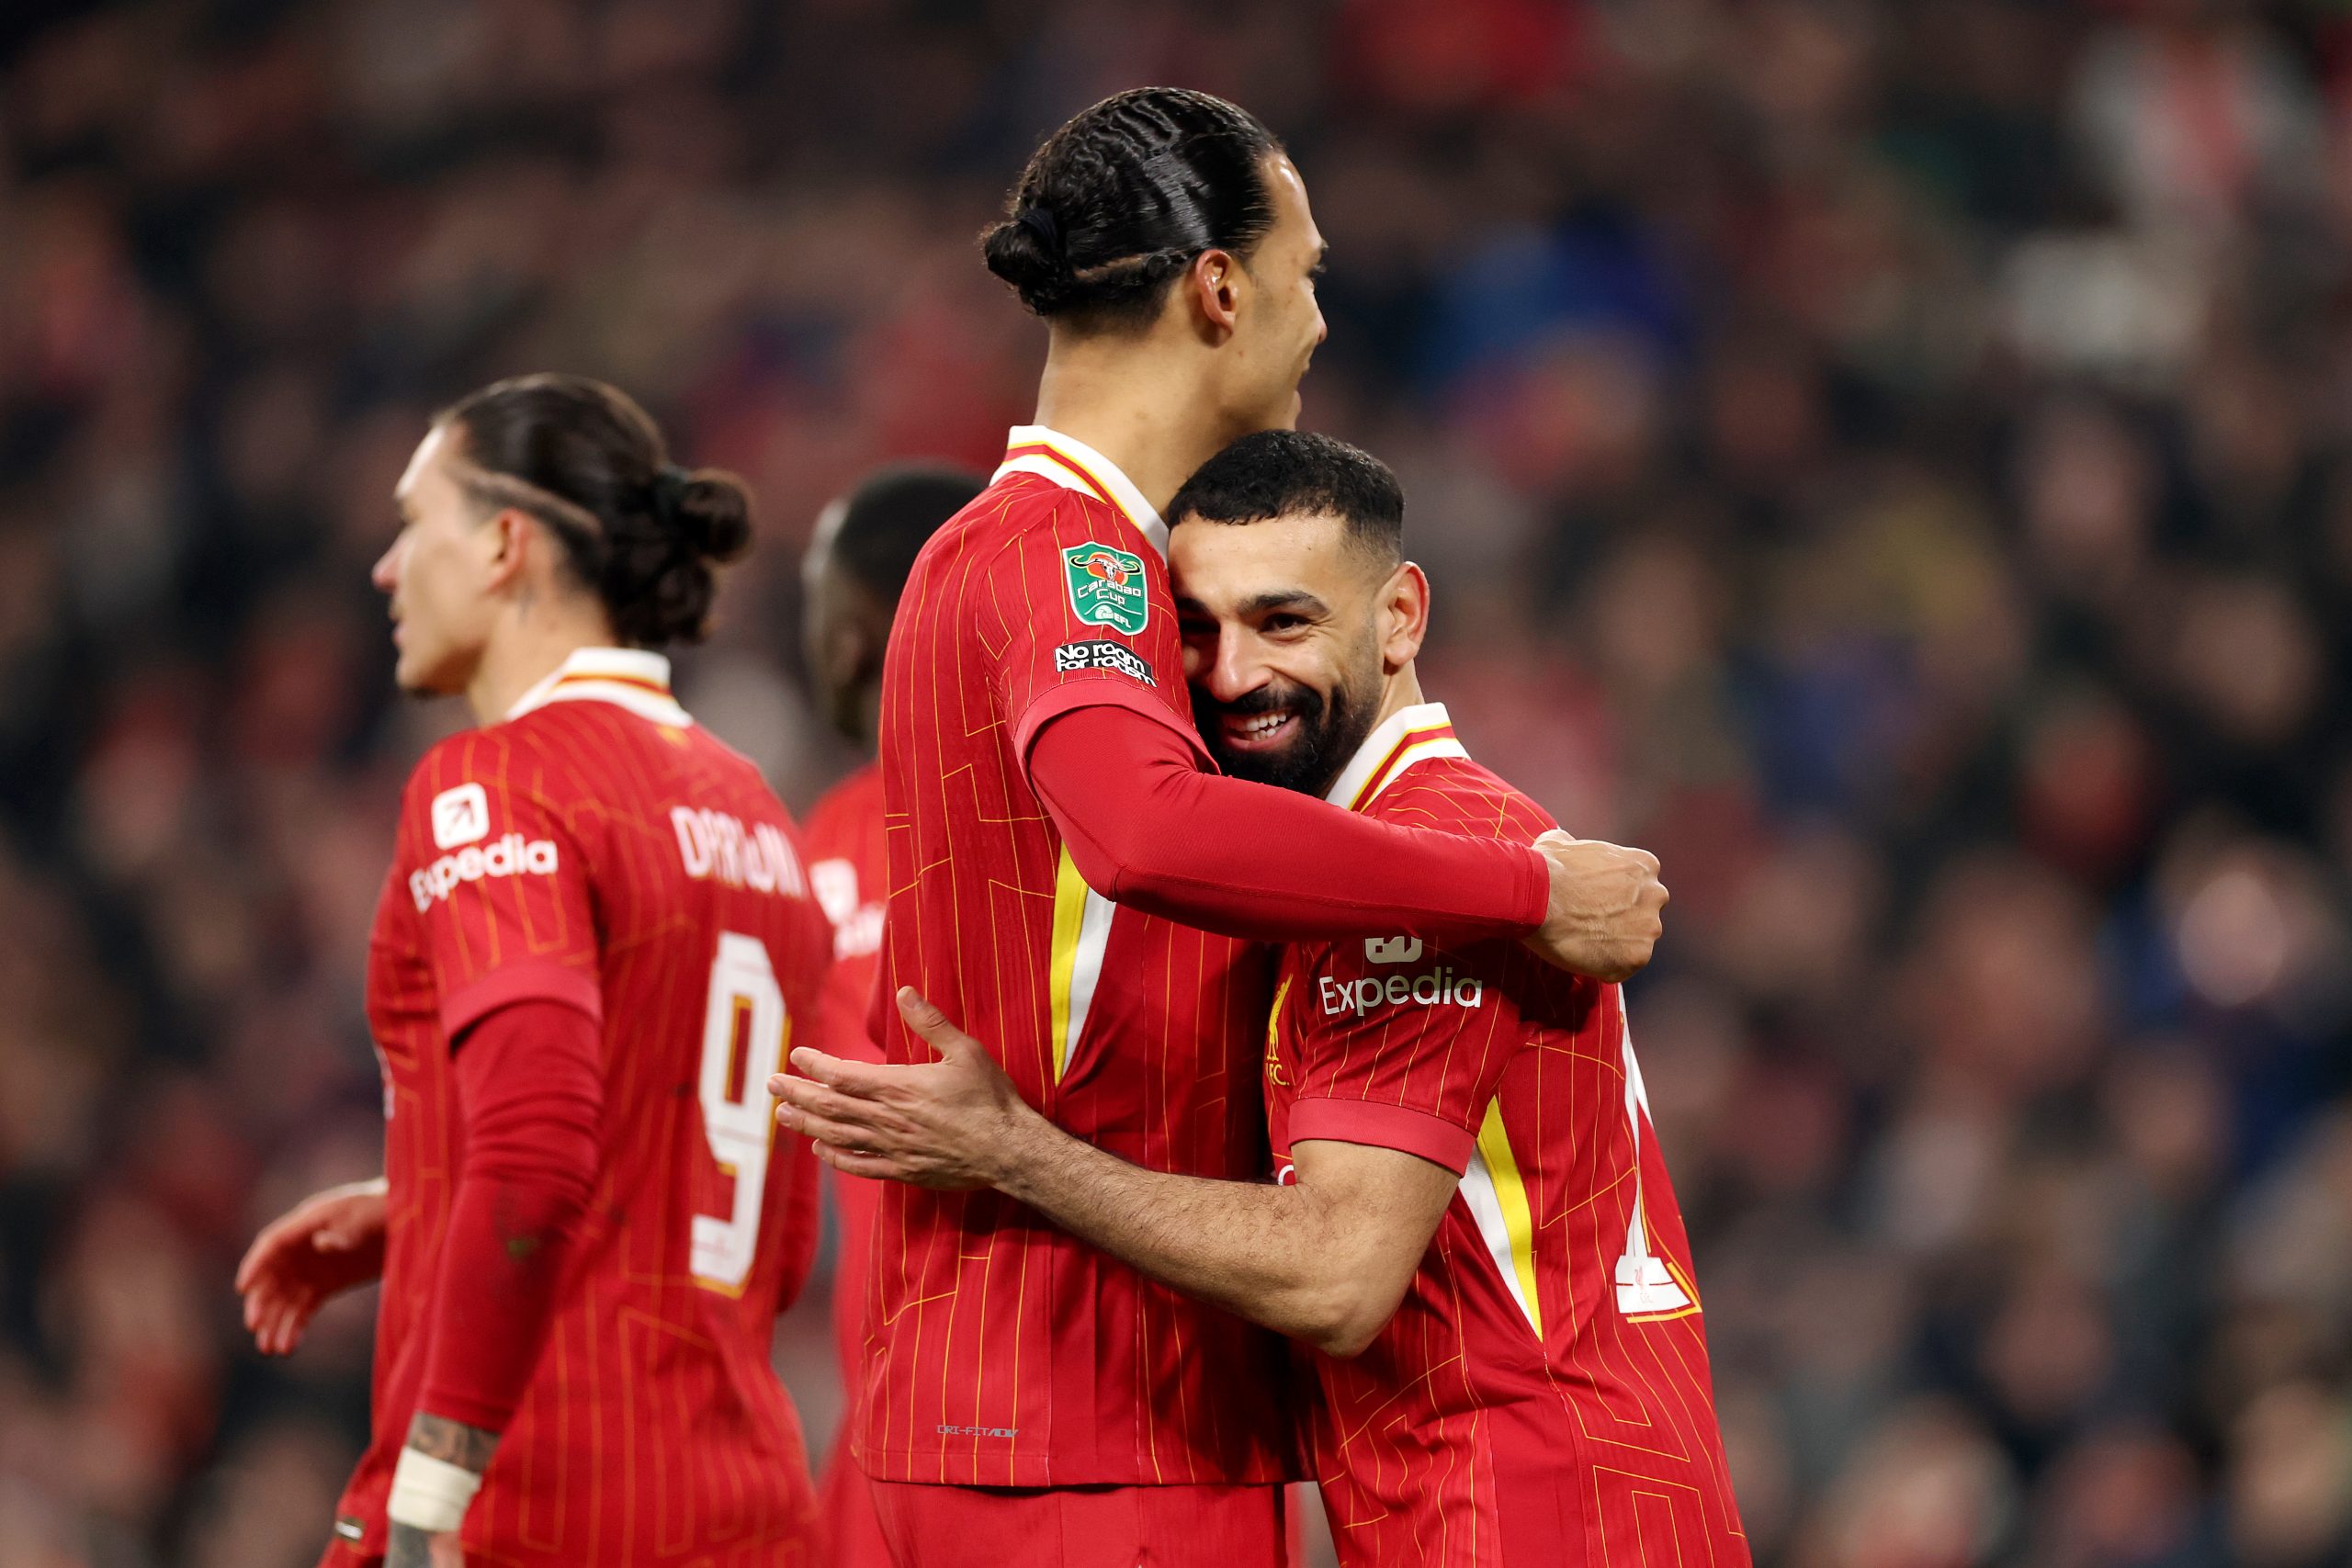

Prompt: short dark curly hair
[{"left": 1166, "top": 430, "right": 1405, "bottom": 563}]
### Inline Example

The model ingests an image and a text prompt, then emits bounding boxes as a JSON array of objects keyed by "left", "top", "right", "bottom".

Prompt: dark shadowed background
[{"left": 4, "top": 2, "right": 2351, "bottom": 1565}]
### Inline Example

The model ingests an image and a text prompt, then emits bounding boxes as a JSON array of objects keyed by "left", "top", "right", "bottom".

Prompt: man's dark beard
[{"left": 1196, "top": 677, "right": 1378, "bottom": 798}]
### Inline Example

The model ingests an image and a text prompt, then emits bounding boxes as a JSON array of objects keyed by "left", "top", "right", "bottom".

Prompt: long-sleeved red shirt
[
  {"left": 414, "top": 997, "right": 602, "bottom": 1432},
  {"left": 1027, "top": 703, "right": 1550, "bottom": 943}
]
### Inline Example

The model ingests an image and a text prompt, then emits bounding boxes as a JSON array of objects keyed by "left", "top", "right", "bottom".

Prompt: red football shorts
[
  {"left": 867, "top": 1479, "right": 1287, "bottom": 1568},
  {"left": 824, "top": 1450, "right": 895, "bottom": 1568}
]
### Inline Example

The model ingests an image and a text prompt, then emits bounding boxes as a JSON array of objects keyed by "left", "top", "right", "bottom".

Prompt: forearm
[
  {"left": 986, "top": 1110, "right": 1358, "bottom": 1348},
  {"left": 413, "top": 999, "right": 602, "bottom": 1432},
  {"left": 1028, "top": 705, "right": 1547, "bottom": 942}
]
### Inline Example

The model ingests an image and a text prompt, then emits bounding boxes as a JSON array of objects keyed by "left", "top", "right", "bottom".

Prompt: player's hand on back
[
  {"left": 1522, "top": 830, "right": 1668, "bottom": 983},
  {"left": 234, "top": 1178, "right": 390, "bottom": 1356},
  {"left": 771, "top": 988, "right": 1039, "bottom": 1190}
]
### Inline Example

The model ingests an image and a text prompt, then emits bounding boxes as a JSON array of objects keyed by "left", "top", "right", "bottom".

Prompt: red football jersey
[
  {"left": 802, "top": 761, "right": 894, "bottom": 1567},
  {"left": 858, "top": 426, "right": 1291, "bottom": 1488},
  {"left": 1267, "top": 703, "right": 1748, "bottom": 1568},
  {"left": 338, "top": 649, "right": 832, "bottom": 1566},
  {"left": 805, "top": 760, "right": 888, "bottom": 1393}
]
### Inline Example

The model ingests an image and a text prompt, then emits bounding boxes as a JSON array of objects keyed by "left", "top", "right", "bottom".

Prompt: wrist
[
  {"left": 386, "top": 1445, "right": 481, "bottom": 1534},
  {"left": 1519, "top": 844, "right": 1553, "bottom": 934},
  {"left": 983, "top": 1100, "right": 1057, "bottom": 1197}
]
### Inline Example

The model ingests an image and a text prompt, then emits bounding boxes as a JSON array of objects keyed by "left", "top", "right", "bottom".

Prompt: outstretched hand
[
  {"left": 769, "top": 988, "right": 1036, "bottom": 1190},
  {"left": 234, "top": 1179, "right": 390, "bottom": 1356}
]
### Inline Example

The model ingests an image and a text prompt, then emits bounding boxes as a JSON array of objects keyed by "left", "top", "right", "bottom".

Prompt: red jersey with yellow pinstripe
[
  {"left": 338, "top": 649, "right": 831, "bottom": 1566},
  {"left": 857, "top": 426, "right": 1293, "bottom": 1487},
  {"left": 1267, "top": 702, "right": 1747, "bottom": 1568}
]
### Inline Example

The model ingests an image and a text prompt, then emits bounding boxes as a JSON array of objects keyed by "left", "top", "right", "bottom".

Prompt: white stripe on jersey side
[
  {"left": 1060, "top": 884, "right": 1116, "bottom": 1079},
  {"left": 1614, "top": 1016, "right": 1695, "bottom": 1314},
  {"left": 1459, "top": 1148, "right": 1541, "bottom": 1337}
]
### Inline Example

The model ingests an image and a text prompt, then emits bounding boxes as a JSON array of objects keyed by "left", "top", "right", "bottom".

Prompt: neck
[
  {"left": 463, "top": 607, "right": 621, "bottom": 726},
  {"left": 1368, "top": 661, "right": 1427, "bottom": 736},
  {"left": 1031, "top": 334, "right": 1246, "bottom": 513}
]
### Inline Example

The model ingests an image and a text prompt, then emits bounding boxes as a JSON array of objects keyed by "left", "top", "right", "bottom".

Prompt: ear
[
  {"left": 480, "top": 507, "right": 534, "bottom": 595},
  {"left": 816, "top": 574, "right": 896, "bottom": 703},
  {"left": 1182, "top": 247, "right": 1244, "bottom": 339},
  {"left": 818, "top": 615, "right": 869, "bottom": 695},
  {"left": 1378, "top": 560, "right": 1430, "bottom": 673}
]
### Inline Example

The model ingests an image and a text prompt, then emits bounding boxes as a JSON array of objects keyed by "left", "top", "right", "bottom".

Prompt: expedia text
[{"left": 411, "top": 834, "right": 559, "bottom": 910}]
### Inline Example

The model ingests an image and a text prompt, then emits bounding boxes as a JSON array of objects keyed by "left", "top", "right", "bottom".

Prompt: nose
[
  {"left": 1202, "top": 627, "right": 1272, "bottom": 707},
  {"left": 371, "top": 534, "right": 403, "bottom": 595}
]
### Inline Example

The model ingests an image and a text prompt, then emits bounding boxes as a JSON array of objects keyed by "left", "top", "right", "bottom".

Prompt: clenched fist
[{"left": 1522, "top": 831, "right": 1668, "bottom": 982}]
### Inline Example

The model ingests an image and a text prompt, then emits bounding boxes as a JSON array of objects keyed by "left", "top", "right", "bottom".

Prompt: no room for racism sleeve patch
[
  {"left": 1050, "top": 639, "right": 1156, "bottom": 684},
  {"left": 1061, "top": 542, "right": 1150, "bottom": 635}
]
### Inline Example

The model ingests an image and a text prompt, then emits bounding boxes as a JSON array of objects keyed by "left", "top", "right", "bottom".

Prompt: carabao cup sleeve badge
[{"left": 1061, "top": 542, "right": 1150, "bottom": 636}]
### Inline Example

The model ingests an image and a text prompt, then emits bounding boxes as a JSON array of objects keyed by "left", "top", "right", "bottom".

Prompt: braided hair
[{"left": 981, "top": 87, "right": 1283, "bottom": 333}]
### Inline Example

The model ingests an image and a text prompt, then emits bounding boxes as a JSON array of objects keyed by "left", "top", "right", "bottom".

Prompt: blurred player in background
[
  {"left": 830, "top": 87, "right": 1668, "bottom": 1568},
  {"left": 235, "top": 374, "right": 833, "bottom": 1568},
  {"left": 778, "top": 433, "right": 1745, "bottom": 1568},
  {"left": 797, "top": 464, "right": 984, "bottom": 1568}
]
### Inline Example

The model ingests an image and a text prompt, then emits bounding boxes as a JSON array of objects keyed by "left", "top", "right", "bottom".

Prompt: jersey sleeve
[
  {"left": 977, "top": 492, "right": 1210, "bottom": 767},
  {"left": 1287, "top": 934, "right": 1578, "bottom": 1175},
  {"left": 398, "top": 735, "right": 604, "bottom": 1038}
]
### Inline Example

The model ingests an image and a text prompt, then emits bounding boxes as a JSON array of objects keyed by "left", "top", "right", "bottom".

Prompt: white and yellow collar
[
  {"left": 1323, "top": 701, "right": 1467, "bottom": 812},
  {"left": 506, "top": 647, "right": 693, "bottom": 728},
  {"left": 993, "top": 424, "right": 1168, "bottom": 558}
]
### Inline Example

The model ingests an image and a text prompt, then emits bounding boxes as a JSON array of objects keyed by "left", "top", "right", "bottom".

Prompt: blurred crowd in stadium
[{"left": 5, "top": 1, "right": 2352, "bottom": 1564}]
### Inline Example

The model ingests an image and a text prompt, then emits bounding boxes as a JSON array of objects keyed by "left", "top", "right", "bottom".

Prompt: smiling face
[
  {"left": 1171, "top": 510, "right": 1426, "bottom": 796},
  {"left": 371, "top": 423, "right": 506, "bottom": 696}
]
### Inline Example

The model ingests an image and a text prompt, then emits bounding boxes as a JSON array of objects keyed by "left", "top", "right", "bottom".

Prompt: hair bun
[
  {"left": 982, "top": 209, "right": 1077, "bottom": 315},
  {"left": 660, "top": 467, "right": 753, "bottom": 566}
]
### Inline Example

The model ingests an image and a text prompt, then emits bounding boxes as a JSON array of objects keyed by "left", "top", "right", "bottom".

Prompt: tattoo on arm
[
  {"left": 404, "top": 1410, "right": 502, "bottom": 1472},
  {"left": 381, "top": 1414, "right": 500, "bottom": 1566}
]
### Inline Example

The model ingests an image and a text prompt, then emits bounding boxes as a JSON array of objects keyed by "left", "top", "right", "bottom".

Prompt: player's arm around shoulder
[{"left": 771, "top": 987, "right": 1460, "bottom": 1359}]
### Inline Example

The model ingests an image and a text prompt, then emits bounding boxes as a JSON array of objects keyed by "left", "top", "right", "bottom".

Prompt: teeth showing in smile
[{"left": 1238, "top": 713, "right": 1289, "bottom": 740}]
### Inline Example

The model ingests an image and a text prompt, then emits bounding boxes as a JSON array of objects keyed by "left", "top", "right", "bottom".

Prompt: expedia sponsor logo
[
  {"left": 1052, "top": 638, "right": 1155, "bottom": 684},
  {"left": 811, "top": 858, "right": 883, "bottom": 958},
  {"left": 1319, "top": 966, "right": 1485, "bottom": 1019},
  {"left": 673, "top": 807, "right": 808, "bottom": 897},
  {"left": 430, "top": 783, "right": 490, "bottom": 849},
  {"left": 410, "top": 833, "right": 559, "bottom": 910}
]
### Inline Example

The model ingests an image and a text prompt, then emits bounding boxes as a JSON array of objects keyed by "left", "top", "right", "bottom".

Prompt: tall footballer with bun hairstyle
[
  {"left": 788, "top": 89, "right": 1670, "bottom": 1568},
  {"left": 238, "top": 373, "right": 834, "bottom": 1568}
]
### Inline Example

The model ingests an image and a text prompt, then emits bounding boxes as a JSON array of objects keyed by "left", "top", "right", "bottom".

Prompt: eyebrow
[
  {"left": 1174, "top": 589, "right": 1330, "bottom": 619},
  {"left": 1242, "top": 590, "right": 1329, "bottom": 617}
]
